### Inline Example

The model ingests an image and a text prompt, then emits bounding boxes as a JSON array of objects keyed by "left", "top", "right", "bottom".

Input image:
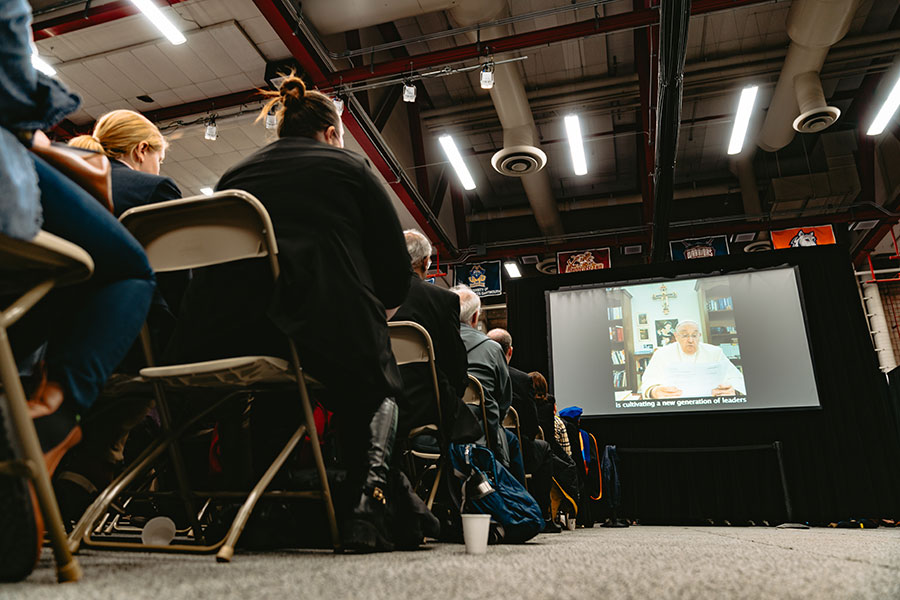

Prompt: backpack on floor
[{"left": 447, "top": 443, "right": 543, "bottom": 544}]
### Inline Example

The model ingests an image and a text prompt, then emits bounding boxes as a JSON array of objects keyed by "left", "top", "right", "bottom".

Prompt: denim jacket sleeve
[
  {"left": 0, "top": 0, "right": 80, "bottom": 132},
  {"left": 0, "top": 0, "right": 80, "bottom": 239}
]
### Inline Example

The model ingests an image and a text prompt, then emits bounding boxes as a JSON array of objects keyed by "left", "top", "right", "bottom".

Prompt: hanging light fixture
[
  {"left": 480, "top": 62, "right": 495, "bottom": 90},
  {"left": 204, "top": 115, "right": 217, "bottom": 141},
  {"left": 265, "top": 109, "right": 277, "bottom": 130},
  {"left": 402, "top": 81, "right": 417, "bottom": 103}
]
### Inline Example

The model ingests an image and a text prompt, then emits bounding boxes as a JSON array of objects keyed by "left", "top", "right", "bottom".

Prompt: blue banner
[{"left": 454, "top": 261, "right": 503, "bottom": 297}]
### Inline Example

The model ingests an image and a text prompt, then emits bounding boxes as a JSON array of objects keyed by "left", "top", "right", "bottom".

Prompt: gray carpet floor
[{"left": 6, "top": 526, "right": 900, "bottom": 599}]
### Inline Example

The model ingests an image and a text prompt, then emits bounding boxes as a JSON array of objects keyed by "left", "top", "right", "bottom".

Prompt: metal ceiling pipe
[
  {"left": 447, "top": 4, "right": 564, "bottom": 236},
  {"left": 466, "top": 183, "right": 733, "bottom": 222},
  {"left": 650, "top": 0, "right": 692, "bottom": 263},
  {"left": 757, "top": 0, "right": 860, "bottom": 152}
]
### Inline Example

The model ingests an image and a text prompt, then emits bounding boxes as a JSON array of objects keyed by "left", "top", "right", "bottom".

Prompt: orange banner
[{"left": 771, "top": 225, "right": 836, "bottom": 249}]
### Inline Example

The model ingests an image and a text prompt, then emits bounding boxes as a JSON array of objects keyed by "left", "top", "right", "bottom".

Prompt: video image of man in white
[{"left": 638, "top": 320, "right": 745, "bottom": 399}]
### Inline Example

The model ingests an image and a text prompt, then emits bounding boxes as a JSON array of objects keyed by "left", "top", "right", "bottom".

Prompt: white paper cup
[
  {"left": 567, "top": 518, "right": 576, "bottom": 531},
  {"left": 141, "top": 516, "right": 176, "bottom": 546},
  {"left": 461, "top": 513, "right": 491, "bottom": 555}
]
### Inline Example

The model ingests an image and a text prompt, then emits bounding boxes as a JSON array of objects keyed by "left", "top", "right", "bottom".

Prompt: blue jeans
[{"left": 10, "top": 155, "right": 155, "bottom": 412}]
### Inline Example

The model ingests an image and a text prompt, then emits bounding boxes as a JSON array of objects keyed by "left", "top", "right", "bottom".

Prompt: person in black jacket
[
  {"left": 390, "top": 230, "right": 481, "bottom": 446},
  {"left": 167, "top": 75, "right": 411, "bottom": 553}
]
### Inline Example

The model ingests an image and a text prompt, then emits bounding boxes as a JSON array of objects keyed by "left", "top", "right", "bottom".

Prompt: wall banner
[
  {"left": 453, "top": 261, "right": 503, "bottom": 297},
  {"left": 557, "top": 248, "right": 612, "bottom": 274}
]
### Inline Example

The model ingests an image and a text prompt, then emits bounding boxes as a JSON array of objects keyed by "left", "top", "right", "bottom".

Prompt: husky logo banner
[
  {"left": 771, "top": 225, "right": 836, "bottom": 249},
  {"left": 454, "top": 261, "right": 503, "bottom": 297},
  {"left": 557, "top": 248, "right": 612, "bottom": 274},
  {"left": 669, "top": 236, "right": 729, "bottom": 261}
]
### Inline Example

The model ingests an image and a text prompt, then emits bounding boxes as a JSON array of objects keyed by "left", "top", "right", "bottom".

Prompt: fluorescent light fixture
[
  {"left": 31, "top": 53, "right": 56, "bottom": 76},
  {"left": 480, "top": 63, "right": 495, "bottom": 90},
  {"left": 727, "top": 85, "right": 758, "bottom": 155},
  {"left": 564, "top": 115, "right": 587, "bottom": 176},
  {"left": 504, "top": 261, "right": 522, "bottom": 278},
  {"left": 200, "top": 187, "right": 214, "bottom": 196},
  {"left": 867, "top": 74, "right": 900, "bottom": 136},
  {"left": 130, "top": 0, "right": 186, "bottom": 45},
  {"left": 402, "top": 82, "right": 416, "bottom": 103},
  {"left": 438, "top": 135, "right": 476, "bottom": 190}
]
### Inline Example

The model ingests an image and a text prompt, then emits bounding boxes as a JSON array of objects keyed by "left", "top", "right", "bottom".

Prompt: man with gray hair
[
  {"left": 451, "top": 285, "right": 512, "bottom": 466},
  {"left": 639, "top": 320, "right": 746, "bottom": 399},
  {"left": 391, "top": 230, "right": 481, "bottom": 444}
]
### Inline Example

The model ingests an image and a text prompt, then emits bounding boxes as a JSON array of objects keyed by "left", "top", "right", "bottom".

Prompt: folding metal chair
[
  {"left": 67, "top": 191, "right": 340, "bottom": 561},
  {"left": 502, "top": 406, "right": 529, "bottom": 491},
  {"left": 0, "top": 231, "right": 93, "bottom": 583},
  {"left": 462, "top": 374, "right": 490, "bottom": 451},
  {"left": 387, "top": 321, "right": 443, "bottom": 509}
]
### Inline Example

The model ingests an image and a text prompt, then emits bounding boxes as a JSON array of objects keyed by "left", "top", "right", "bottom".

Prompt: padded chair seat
[
  {"left": 140, "top": 356, "right": 322, "bottom": 388},
  {"left": 0, "top": 231, "right": 94, "bottom": 295}
]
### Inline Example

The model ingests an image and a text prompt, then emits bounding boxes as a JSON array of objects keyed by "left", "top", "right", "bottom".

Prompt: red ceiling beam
[
  {"left": 321, "top": 0, "right": 772, "bottom": 88},
  {"left": 251, "top": 0, "right": 452, "bottom": 254},
  {"left": 32, "top": 0, "right": 189, "bottom": 41},
  {"left": 141, "top": 88, "right": 264, "bottom": 122}
]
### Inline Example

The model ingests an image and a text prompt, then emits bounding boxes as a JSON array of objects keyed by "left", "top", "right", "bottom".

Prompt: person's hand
[
  {"left": 712, "top": 384, "right": 735, "bottom": 396},
  {"left": 651, "top": 385, "right": 683, "bottom": 398}
]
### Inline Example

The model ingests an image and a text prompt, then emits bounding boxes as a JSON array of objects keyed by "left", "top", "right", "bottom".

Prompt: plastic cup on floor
[
  {"left": 461, "top": 513, "right": 491, "bottom": 555},
  {"left": 567, "top": 518, "right": 576, "bottom": 531},
  {"left": 141, "top": 516, "right": 176, "bottom": 546}
]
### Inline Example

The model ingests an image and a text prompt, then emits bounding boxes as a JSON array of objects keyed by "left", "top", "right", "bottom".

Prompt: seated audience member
[
  {"left": 487, "top": 328, "right": 558, "bottom": 532},
  {"left": 1, "top": 0, "right": 155, "bottom": 580},
  {"left": 68, "top": 110, "right": 180, "bottom": 217},
  {"left": 449, "top": 285, "right": 512, "bottom": 466},
  {"left": 390, "top": 230, "right": 482, "bottom": 446},
  {"left": 59, "top": 112, "right": 185, "bottom": 519},
  {"left": 167, "top": 75, "right": 412, "bottom": 553},
  {"left": 532, "top": 372, "right": 579, "bottom": 524}
]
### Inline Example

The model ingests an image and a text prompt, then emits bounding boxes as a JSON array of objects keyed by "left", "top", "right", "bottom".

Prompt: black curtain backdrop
[{"left": 507, "top": 245, "right": 900, "bottom": 524}]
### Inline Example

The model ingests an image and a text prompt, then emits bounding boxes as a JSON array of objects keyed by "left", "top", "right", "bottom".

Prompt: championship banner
[
  {"left": 771, "top": 225, "right": 836, "bottom": 249},
  {"left": 454, "top": 261, "right": 502, "bottom": 297},
  {"left": 669, "top": 235, "right": 730, "bottom": 261},
  {"left": 557, "top": 248, "right": 611, "bottom": 274}
]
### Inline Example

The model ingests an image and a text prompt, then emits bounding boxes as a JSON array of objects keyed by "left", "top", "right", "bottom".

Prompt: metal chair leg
[
  {"left": 216, "top": 424, "right": 307, "bottom": 562},
  {"left": 0, "top": 325, "right": 81, "bottom": 583},
  {"left": 426, "top": 462, "right": 442, "bottom": 511}
]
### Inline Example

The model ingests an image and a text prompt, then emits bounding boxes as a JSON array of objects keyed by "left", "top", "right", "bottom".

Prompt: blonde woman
[{"left": 69, "top": 109, "right": 180, "bottom": 216}]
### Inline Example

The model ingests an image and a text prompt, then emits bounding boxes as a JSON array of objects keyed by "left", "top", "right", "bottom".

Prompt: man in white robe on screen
[{"left": 639, "top": 320, "right": 746, "bottom": 399}]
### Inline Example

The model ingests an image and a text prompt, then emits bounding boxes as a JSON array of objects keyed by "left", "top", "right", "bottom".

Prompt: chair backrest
[
  {"left": 503, "top": 406, "right": 519, "bottom": 431},
  {"left": 118, "top": 190, "right": 278, "bottom": 275},
  {"left": 388, "top": 321, "right": 435, "bottom": 366},
  {"left": 463, "top": 374, "right": 491, "bottom": 450},
  {"left": 536, "top": 425, "right": 544, "bottom": 441},
  {"left": 388, "top": 321, "right": 442, "bottom": 429}
]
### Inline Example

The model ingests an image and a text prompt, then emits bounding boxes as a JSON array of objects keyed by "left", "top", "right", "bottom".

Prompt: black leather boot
[{"left": 343, "top": 397, "right": 398, "bottom": 553}]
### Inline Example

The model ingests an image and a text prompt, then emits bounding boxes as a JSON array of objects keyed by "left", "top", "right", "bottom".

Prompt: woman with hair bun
[
  {"left": 168, "top": 75, "right": 413, "bottom": 553},
  {"left": 69, "top": 109, "right": 180, "bottom": 216}
]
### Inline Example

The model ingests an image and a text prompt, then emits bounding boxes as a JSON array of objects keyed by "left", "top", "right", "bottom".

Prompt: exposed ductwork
[
  {"left": 757, "top": 0, "right": 860, "bottom": 152},
  {"left": 302, "top": 0, "right": 564, "bottom": 237}
]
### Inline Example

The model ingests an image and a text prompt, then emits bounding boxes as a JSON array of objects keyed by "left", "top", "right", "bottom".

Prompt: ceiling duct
[
  {"left": 757, "top": 0, "right": 860, "bottom": 152},
  {"left": 301, "top": 0, "right": 564, "bottom": 237}
]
